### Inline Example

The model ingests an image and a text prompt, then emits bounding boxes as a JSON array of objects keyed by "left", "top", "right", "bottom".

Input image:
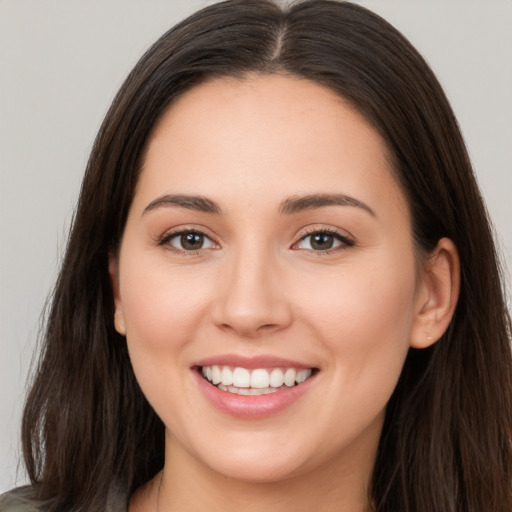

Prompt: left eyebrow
[
  {"left": 279, "top": 193, "right": 376, "bottom": 217},
  {"left": 142, "top": 194, "right": 222, "bottom": 216}
]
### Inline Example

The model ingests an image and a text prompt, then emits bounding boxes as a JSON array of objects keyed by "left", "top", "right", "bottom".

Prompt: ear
[
  {"left": 410, "top": 238, "right": 460, "bottom": 349},
  {"left": 109, "top": 252, "right": 126, "bottom": 336}
]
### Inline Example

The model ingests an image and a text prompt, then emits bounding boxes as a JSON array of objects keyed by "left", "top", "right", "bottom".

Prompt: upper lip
[{"left": 193, "top": 354, "right": 315, "bottom": 370}]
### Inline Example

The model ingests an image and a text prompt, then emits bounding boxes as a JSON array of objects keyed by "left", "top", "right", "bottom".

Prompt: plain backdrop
[{"left": 1, "top": 0, "right": 511, "bottom": 494}]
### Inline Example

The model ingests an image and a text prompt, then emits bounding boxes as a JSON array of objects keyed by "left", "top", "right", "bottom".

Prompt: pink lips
[
  {"left": 194, "top": 354, "right": 313, "bottom": 370},
  {"left": 192, "top": 354, "right": 317, "bottom": 419}
]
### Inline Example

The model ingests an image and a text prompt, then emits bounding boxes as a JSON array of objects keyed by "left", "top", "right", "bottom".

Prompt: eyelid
[
  {"left": 157, "top": 225, "right": 220, "bottom": 253},
  {"left": 155, "top": 224, "right": 354, "bottom": 254},
  {"left": 292, "top": 226, "right": 355, "bottom": 253}
]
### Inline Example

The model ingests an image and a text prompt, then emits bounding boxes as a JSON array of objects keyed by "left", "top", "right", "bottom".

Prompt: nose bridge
[{"left": 214, "top": 237, "right": 291, "bottom": 337}]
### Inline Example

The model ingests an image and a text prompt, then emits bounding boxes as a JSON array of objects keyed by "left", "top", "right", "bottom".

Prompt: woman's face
[{"left": 113, "top": 75, "right": 428, "bottom": 484}]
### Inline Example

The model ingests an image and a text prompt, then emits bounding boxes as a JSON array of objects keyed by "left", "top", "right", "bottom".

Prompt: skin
[{"left": 111, "top": 74, "right": 459, "bottom": 512}]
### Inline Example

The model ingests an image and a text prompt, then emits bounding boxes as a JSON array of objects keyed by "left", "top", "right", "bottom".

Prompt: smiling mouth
[{"left": 199, "top": 365, "right": 316, "bottom": 396}]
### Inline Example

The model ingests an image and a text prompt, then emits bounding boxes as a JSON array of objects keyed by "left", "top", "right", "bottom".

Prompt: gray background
[{"left": 1, "top": 0, "right": 511, "bottom": 493}]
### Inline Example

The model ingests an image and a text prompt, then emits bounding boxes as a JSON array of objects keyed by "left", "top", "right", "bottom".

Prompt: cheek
[
  {"left": 120, "top": 255, "right": 212, "bottom": 345},
  {"left": 117, "top": 252, "right": 217, "bottom": 405},
  {"left": 311, "top": 249, "right": 415, "bottom": 333},
  {"left": 118, "top": 262, "right": 215, "bottom": 432},
  {"left": 297, "top": 256, "right": 417, "bottom": 394}
]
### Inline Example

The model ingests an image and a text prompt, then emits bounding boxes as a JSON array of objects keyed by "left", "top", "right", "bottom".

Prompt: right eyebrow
[{"left": 142, "top": 194, "right": 222, "bottom": 216}]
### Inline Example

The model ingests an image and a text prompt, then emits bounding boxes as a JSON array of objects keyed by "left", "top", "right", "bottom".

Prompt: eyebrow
[
  {"left": 142, "top": 192, "right": 375, "bottom": 217},
  {"left": 142, "top": 194, "right": 222, "bottom": 215},
  {"left": 279, "top": 193, "right": 375, "bottom": 216}
]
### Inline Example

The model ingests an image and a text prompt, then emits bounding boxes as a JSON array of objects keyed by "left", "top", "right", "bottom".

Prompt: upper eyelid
[
  {"left": 158, "top": 229, "right": 219, "bottom": 254},
  {"left": 300, "top": 227, "right": 343, "bottom": 237},
  {"left": 156, "top": 225, "right": 355, "bottom": 248},
  {"left": 156, "top": 230, "right": 216, "bottom": 254},
  {"left": 295, "top": 231, "right": 353, "bottom": 247},
  {"left": 159, "top": 225, "right": 218, "bottom": 241},
  {"left": 296, "top": 225, "right": 355, "bottom": 242}
]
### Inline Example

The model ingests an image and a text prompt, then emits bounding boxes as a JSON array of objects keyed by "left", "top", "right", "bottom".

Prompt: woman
[{"left": 1, "top": 0, "right": 510, "bottom": 511}]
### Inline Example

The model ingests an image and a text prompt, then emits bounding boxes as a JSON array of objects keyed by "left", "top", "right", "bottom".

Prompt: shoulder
[
  {"left": 0, "top": 487, "right": 42, "bottom": 512},
  {"left": 0, "top": 482, "right": 128, "bottom": 512}
]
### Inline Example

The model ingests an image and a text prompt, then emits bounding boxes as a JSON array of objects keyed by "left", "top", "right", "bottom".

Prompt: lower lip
[{"left": 193, "top": 370, "right": 316, "bottom": 419}]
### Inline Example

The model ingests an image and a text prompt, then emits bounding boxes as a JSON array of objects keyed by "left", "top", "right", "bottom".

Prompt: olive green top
[
  {"left": 0, "top": 488, "right": 40, "bottom": 512},
  {"left": 0, "top": 485, "right": 127, "bottom": 511}
]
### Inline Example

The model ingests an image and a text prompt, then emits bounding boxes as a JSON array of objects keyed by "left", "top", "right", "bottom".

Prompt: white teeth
[
  {"left": 250, "top": 369, "right": 269, "bottom": 388},
  {"left": 269, "top": 368, "right": 284, "bottom": 388},
  {"left": 201, "top": 365, "right": 314, "bottom": 391},
  {"left": 284, "top": 368, "right": 296, "bottom": 387},
  {"left": 217, "top": 384, "right": 286, "bottom": 396},
  {"left": 221, "top": 366, "right": 233, "bottom": 386},
  {"left": 211, "top": 365, "right": 222, "bottom": 385},
  {"left": 232, "top": 367, "right": 251, "bottom": 388},
  {"left": 296, "top": 369, "right": 312, "bottom": 384}
]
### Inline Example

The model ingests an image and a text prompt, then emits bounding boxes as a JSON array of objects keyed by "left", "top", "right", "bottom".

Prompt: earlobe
[
  {"left": 410, "top": 238, "right": 460, "bottom": 349},
  {"left": 109, "top": 252, "right": 126, "bottom": 336}
]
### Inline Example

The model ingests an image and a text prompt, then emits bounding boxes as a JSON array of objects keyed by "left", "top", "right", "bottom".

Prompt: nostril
[{"left": 217, "top": 321, "right": 278, "bottom": 338}]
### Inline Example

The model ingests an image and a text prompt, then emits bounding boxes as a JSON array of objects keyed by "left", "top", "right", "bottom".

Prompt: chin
[
  {"left": 206, "top": 451, "right": 309, "bottom": 484},
  {"left": 174, "top": 429, "right": 313, "bottom": 484}
]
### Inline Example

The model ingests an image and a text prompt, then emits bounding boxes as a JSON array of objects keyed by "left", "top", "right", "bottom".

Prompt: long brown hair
[{"left": 22, "top": 1, "right": 512, "bottom": 510}]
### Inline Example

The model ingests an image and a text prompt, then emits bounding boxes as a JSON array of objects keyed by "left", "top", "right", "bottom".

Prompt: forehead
[{"left": 136, "top": 74, "right": 407, "bottom": 220}]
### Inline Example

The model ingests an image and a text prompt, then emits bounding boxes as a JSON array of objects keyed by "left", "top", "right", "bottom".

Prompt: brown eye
[
  {"left": 180, "top": 233, "right": 205, "bottom": 250},
  {"left": 310, "top": 233, "right": 335, "bottom": 250},
  {"left": 295, "top": 230, "right": 353, "bottom": 252},
  {"left": 165, "top": 231, "right": 216, "bottom": 252}
]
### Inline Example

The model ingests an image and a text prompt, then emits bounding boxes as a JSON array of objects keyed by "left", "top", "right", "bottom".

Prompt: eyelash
[
  {"left": 158, "top": 227, "right": 355, "bottom": 255},
  {"left": 158, "top": 228, "right": 218, "bottom": 255},
  {"left": 293, "top": 228, "right": 355, "bottom": 254}
]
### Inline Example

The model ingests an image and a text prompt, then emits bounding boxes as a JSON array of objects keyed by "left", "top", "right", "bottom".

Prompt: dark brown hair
[{"left": 21, "top": 1, "right": 512, "bottom": 511}]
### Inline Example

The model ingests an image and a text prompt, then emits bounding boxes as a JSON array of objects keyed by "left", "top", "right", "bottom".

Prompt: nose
[{"left": 211, "top": 246, "right": 293, "bottom": 338}]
